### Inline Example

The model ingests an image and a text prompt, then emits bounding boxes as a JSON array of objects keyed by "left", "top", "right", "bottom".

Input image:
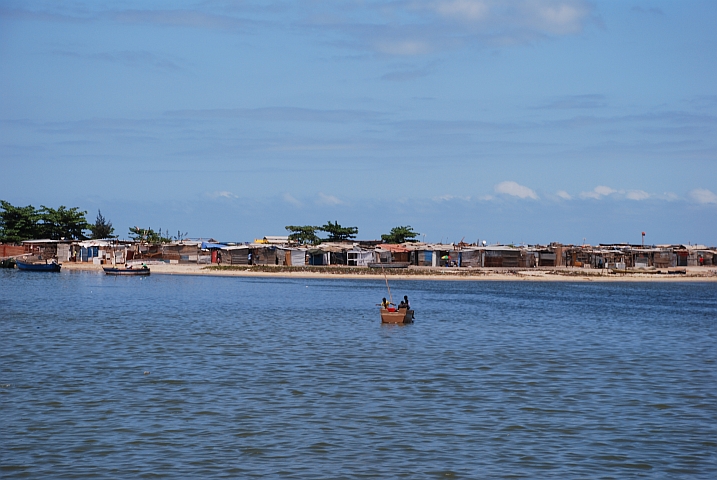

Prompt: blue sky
[{"left": 1, "top": 0, "right": 715, "bottom": 244}]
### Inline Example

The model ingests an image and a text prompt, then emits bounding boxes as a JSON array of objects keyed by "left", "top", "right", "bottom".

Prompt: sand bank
[{"left": 59, "top": 262, "right": 717, "bottom": 282}]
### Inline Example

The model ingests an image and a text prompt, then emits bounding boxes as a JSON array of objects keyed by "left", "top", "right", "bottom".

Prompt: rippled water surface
[{"left": 1, "top": 270, "right": 716, "bottom": 478}]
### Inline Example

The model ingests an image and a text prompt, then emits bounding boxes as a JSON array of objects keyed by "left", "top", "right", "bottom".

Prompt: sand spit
[{"left": 58, "top": 262, "right": 717, "bottom": 282}]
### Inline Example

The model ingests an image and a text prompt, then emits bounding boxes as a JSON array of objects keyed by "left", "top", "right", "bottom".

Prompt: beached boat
[
  {"left": 16, "top": 258, "right": 61, "bottom": 272},
  {"left": 103, "top": 265, "right": 150, "bottom": 276},
  {"left": 380, "top": 307, "right": 414, "bottom": 324},
  {"left": 0, "top": 258, "right": 16, "bottom": 268},
  {"left": 368, "top": 262, "right": 410, "bottom": 269}
]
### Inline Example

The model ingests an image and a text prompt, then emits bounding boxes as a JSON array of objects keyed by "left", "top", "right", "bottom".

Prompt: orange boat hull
[{"left": 380, "top": 309, "right": 414, "bottom": 324}]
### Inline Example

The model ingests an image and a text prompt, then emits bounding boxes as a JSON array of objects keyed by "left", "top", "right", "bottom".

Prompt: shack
[
  {"left": 483, "top": 245, "right": 525, "bottom": 268},
  {"left": 219, "top": 245, "right": 251, "bottom": 265}
]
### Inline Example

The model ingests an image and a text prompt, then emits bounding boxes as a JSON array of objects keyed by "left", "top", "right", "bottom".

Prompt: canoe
[
  {"left": 103, "top": 266, "right": 150, "bottom": 276},
  {"left": 16, "top": 259, "right": 61, "bottom": 272},
  {"left": 368, "top": 262, "right": 410, "bottom": 269},
  {"left": 380, "top": 308, "right": 414, "bottom": 324}
]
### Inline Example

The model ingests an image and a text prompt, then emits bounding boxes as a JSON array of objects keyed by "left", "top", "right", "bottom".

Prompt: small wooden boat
[
  {"left": 16, "top": 258, "right": 61, "bottom": 272},
  {"left": 368, "top": 262, "right": 410, "bottom": 269},
  {"left": 0, "top": 258, "right": 16, "bottom": 268},
  {"left": 380, "top": 307, "right": 414, "bottom": 324},
  {"left": 103, "top": 265, "right": 150, "bottom": 276}
]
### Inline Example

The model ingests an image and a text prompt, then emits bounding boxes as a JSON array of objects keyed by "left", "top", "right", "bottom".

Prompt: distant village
[
  {"left": 2, "top": 236, "right": 716, "bottom": 271},
  {"left": 0, "top": 201, "right": 715, "bottom": 270}
]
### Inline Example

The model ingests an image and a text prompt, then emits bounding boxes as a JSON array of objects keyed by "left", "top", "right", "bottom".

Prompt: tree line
[
  {"left": 286, "top": 222, "right": 419, "bottom": 245},
  {"left": 1, "top": 200, "right": 420, "bottom": 245},
  {"left": 0, "top": 200, "right": 113, "bottom": 243}
]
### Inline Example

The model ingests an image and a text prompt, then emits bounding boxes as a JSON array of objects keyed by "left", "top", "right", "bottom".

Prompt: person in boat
[
  {"left": 398, "top": 300, "right": 406, "bottom": 309},
  {"left": 378, "top": 298, "right": 392, "bottom": 309},
  {"left": 403, "top": 295, "right": 410, "bottom": 310}
]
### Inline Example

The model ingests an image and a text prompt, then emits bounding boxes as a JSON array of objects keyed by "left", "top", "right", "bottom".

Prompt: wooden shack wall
[
  {"left": 253, "top": 247, "right": 277, "bottom": 265},
  {"left": 538, "top": 252, "right": 556, "bottom": 267},
  {"left": 392, "top": 252, "right": 409, "bottom": 263},
  {"left": 1, "top": 245, "right": 26, "bottom": 257},
  {"left": 460, "top": 250, "right": 481, "bottom": 267},
  {"left": 226, "top": 249, "right": 249, "bottom": 265},
  {"left": 653, "top": 251, "right": 673, "bottom": 268},
  {"left": 484, "top": 251, "right": 504, "bottom": 267},
  {"left": 409, "top": 251, "right": 427, "bottom": 266}
]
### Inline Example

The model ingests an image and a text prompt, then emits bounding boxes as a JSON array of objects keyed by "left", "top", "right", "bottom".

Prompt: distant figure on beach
[{"left": 698, "top": 255, "right": 704, "bottom": 266}]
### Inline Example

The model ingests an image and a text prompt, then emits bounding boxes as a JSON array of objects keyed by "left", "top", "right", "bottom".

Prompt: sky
[{"left": 1, "top": 0, "right": 715, "bottom": 245}]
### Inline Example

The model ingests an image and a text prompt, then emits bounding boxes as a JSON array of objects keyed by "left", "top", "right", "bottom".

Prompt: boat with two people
[{"left": 376, "top": 266, "right": 414, "bottom": 324}]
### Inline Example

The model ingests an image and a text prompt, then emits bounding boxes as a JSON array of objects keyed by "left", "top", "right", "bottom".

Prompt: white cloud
[
  {"left": 659, "top": 192, "right": 679, "bottom": 201},
  {"left": 625, "top": 190, "right": 650, "bottom": 201},
  {"left": 433, "top": 0, "right": 491, "bottom": 21},
  {"left": 594, "top": 185, "right": 616, "bottom": 196},
  {"left": 208, "top": 191, "right": 237, "bottom": 199},
  {"left": 308, "top": 0, "right": 594, "bottom": 56},
  {"left": 425, "top": 0, "right": 592, "bottom": 35},
  {"left": 556, "top": 190, "right": 571, "bottom": 200},
  {"left": 580, "top": 185, "right": 616, "bottom": 199},
  {"left": 316, "top": 193, "right": 344, "bottom": 206},
  {"left": 689, "top": 188, "right": 717, "bottom": 204},
  {"left": 494, "top": 181, "right": 538, "bottom": 199},
  {"left": 433, "top": 194, "right": 471, "bottom": 202},
  {"left": 283, "top": 193, "right": 302, "bottom": 207}
]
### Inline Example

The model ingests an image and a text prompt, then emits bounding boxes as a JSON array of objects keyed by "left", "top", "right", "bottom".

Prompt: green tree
[
  {"left": 128, "top": 226, "right": 174, "bottom": 244},
  {"left": 381, "top": 225, "right": 419, "bottom": 244},
  {"left": 90, "top": 209, "right": 115, "bottom": 239},
  {"left": 285, "top": 225, "right": 321, "bottom": 245},
  {"left": 319, "top": 221, "right": 358, "bottom": 242},
  {"left": 38, "top": 205, "right": 89, "bottom": 240},
  {"left": 0, "top": 200, "right": 40, "bottom": 243}
]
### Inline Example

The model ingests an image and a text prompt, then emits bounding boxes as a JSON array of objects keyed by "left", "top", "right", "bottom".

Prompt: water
[{"left": 1, "top": 270, "right": 716, "bottom": 478}]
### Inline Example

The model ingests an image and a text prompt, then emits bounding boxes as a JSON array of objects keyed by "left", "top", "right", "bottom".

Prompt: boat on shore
[
  {"left": 0, "top": 258, "right": 16, "bottom": 268},
  {"left": 16, "top": 257, "right": 61, "bottom": 272},
  {"left": 103, "top": 265, "right": 150, "bottom": 276},
  {"left": 368, "top": 262, "right": 410, "bottom": 269},
  {"left": 380, "top": 307, "right": 414, "bottom": 324}
]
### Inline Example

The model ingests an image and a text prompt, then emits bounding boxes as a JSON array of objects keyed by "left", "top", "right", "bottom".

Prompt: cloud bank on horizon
[{"left": 0, "top": 0, "right": 715, "bottom": 243}]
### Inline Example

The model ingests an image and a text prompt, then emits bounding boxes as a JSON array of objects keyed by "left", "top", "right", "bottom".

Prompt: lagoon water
[{"left": 1, "top": 269, "right": 716, "bottom": 478}]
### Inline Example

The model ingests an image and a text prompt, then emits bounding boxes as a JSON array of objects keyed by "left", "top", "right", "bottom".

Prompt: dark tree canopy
[
  {"left": 128, "top": 226, "right": 178, "bottom": 244},
  {"left": 319, "top": 221, "right": 358, "bottom": 242},
  {"left": 37, "top": 205, "right": 90, "bottom": 240},
  {"left": 285, "top": 225, "right": 321, "bottom": 245},
  {"left": 381, "top": 225, "right": 419, "bottom": 244},
  {"left": 90, "top": 209, "right": 115, "bottom": 239},
  {"left": 0, "top": 200, "right": 89, "bottom": 243},
  {"left": 0, "top": 200, "right": 40, "bottom": 243}
]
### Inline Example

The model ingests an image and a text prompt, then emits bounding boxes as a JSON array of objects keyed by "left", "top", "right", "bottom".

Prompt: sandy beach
[{"left": 59, "top": 262, "right": 717, "bottom": 282}]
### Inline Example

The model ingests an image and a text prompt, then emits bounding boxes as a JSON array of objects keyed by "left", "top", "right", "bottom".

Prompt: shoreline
[{"left": 59, "top": 262, "right": 717, "bottom": 282}]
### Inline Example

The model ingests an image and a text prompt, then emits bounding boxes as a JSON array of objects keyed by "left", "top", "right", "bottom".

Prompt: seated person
[
  {"left": 378, "top": 297, "right": 391, "bottom": 309},
  {"left": 398, "top": 300, "right": 407, "bottom": 309}
]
